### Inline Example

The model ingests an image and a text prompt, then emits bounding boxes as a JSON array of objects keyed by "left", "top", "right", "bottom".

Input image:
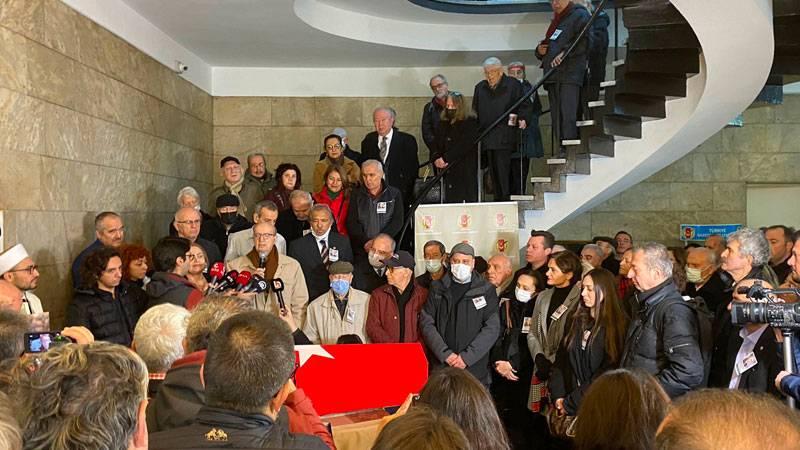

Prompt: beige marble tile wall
[
  {"left": 551, "top": 97, "right": 800, "bottom": 245},
  {"left": 0, "top": 0, "right": 213, "bottom": 325}
]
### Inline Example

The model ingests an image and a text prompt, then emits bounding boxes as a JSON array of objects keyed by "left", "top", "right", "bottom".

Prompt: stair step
[
  {"left": 603, "top": 114, "right": 643, "bottom": 139},
  {"left": 600, "top": 80, "right": 616, "bottom": 88},
  {"left": 623, "top": 48, "right": 701, "bottom": 75},
  {"left": 510, "top": 195, "right": 536, "bottom": 201},
  {"left": 588, "top": 100, "right": 605, "bottom": 108},
  {"left": 628, "top": 25, "right": 700, "bottom": 50},
  {"left": 530, "top": 177, "right": 552, "bottom": 183},
  {"left": 576, "top": 120, "right": 595, "bottom": 127},
  {"left": 562, "top": 139, "right": 581, "bottom": 146},
  {"left": 546, "top": 158, "right": 567, "bottom": 165},
  {"left": 613, "top": 72, "right": 687, "bottom": 98},
  {"left": 612, "top": 59, "right": 626, "bottom": 67},
  {"left": 623, "top": 2, "right": 687, "bottom": 29}
]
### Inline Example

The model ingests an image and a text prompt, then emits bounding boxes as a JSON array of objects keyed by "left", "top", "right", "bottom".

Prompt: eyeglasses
[
  {"left": 7, "top": 265, "right": 38, "bottom": 275},
  {"left": 325, "top": 144, "right": 342, "bottom": 150},
  {"left": 177, "top": 220, "right": 202, "bottom": 226},
  {"left": 255, "top": 232, "right": 276, "bottom": 240}
]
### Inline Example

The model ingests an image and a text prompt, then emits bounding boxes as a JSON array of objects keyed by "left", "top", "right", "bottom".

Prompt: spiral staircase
[{"left": 516, "top": 0, "right": 777, "bottom": 231}]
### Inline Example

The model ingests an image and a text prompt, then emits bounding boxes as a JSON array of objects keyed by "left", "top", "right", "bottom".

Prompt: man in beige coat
[
  {"left": 302, "top": 261, "right": 370, "bottom": 345},
  {"left": 227, "top": 222, "right": 309, "bottom": 327}
]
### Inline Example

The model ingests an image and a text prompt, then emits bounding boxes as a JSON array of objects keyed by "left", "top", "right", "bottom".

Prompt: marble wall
[
  {"left": 0, "top": 0, "right": 213, "bottom": 325},
  {"left": 550, "top": 96, "right": 800, "bottom": 245}
]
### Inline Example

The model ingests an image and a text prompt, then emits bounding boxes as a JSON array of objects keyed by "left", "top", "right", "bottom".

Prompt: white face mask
[
  {"left": 368, "top": 251, "right": 384, "bottom": 269},
  {"left": 686, "top": 266, "right": 705, "bottom": 284},
  {"left": 425, "top": 259, "right": 442, "bottom": 274},
  {"left": 451, "top": 263, "right": 472, "bottom": 283},
  {"left": 515, "top": 287, "right": 533, "bottom": 303}
]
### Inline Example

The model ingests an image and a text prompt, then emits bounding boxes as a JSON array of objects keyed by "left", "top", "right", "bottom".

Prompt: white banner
[{"left": 414, "top": 202, "right": 520, "bottom": 276}]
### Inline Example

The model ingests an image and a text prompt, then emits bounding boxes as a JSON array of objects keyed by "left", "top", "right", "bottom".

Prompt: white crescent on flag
[{"left": 295, "top": 345, "right": 335, "bottom": 367}]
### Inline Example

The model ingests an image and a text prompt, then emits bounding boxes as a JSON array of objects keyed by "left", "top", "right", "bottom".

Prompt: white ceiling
[{"left": 119, "top": 0, "right": 553, "bottom": 67}]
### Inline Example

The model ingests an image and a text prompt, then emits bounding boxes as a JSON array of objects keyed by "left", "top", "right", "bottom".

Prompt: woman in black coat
[
  {"left": 66, "top": 247, "right": 146, "bottom": 346},
  {"left": 550, "top": 268, "right": 629, "bottom": 416},
  {"left": 432, "top": 91, "right": 479, "bottom": 203}
]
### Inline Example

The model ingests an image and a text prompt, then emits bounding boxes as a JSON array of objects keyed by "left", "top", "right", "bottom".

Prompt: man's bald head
[
  {"left": 486, "top": 255, "right": 513, "bottom": 288},
  {"left": 174, "top": 207, "right": 203, "bottom": 242}
]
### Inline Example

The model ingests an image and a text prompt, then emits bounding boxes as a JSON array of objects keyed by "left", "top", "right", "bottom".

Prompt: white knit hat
[{"left": 0, "top": 244, "right": 29, "bottom": 275}]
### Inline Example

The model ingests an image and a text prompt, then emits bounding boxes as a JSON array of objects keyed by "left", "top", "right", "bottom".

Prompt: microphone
[
  {"left": 213, "top": 270, "right": 239, "bottom": 292},
  {"left": 235, "top": 271, "right": 253, "bottom": 291},
  {"left": 209, "top": 262, "right": 225, "bottom": 285},
  {"left": 259, "top": 252, "right": 267, "bottom": 269},
  {"left": 271, "top": 278, "right": 286, "bottom": 310},
  {"left": 245, "top": 275, "right": 269, "bottom": 294}
]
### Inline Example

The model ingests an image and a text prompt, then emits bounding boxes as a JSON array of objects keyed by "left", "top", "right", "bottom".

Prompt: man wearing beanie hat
[
  {"left": 420, "top": 242, "right": 500, "bottom": 386},
  {"left": 367, "top": 250, "right": 429, "bottom": 344},
  {"left": 0, "top": 244, "right": 45, "bottom": 314},
  {"left": 200, "top": 194, "right": 252, "bottom": 258},
  {"left": 302, "top": 260, "right": 370, "bottom": 345},
  {"left": 207, "top": 156, "right": 259, "bottom": 218}
]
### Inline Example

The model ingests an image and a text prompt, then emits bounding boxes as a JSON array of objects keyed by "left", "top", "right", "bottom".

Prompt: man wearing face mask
[
  {"left": 352, "top": 234, "right": 395, "bottom": 294},
  {"left": 417, "top": 240, "right": 448, "bottom": 289},
  {"left": 685, "top": 247, "right": 727, "bottom": 315},
  {"left": 302, "top": 261, "right": 369, "bottom": 345},
  {"left": 432, "top": 91, "right": 479, "bottom": 203},
  {"left": 200, "top": 194, "right": 252, "bottom": 260},
  {"left": 420, "top": 243, "right": 501, "bottom": 386},
  {"left": 367, "top": 251, "right": 428, "bottom": 343},
  {"left": 473, "top": 57, "right": 532, "bottom": 201}
]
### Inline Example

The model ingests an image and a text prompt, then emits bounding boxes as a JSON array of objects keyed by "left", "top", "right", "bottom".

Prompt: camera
[
  {"left": 175, "top": 61, "right": 188, "bottom": 74},
  {"left": 731, "top": 303, "right": 800, "bottom": 330}
]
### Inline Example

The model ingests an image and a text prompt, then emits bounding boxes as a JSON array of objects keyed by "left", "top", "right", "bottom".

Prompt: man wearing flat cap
[
  {"left": 420, "top": 242, "right": 501, "bottom": 386},
  {"left": 207, "top": 156, "right": 260, "bottom": 218},
  {"left": 302, "top": 261, "right": 370, "bottom": 345},
  {"left": 0, "top": 244, "right": 45, "bottom": 314},
  {"left": 367, "top": 250, "right": 429, "bottom": 343},
  {"left": 199, "top": 193, "right": 252, "bottom": 258}
]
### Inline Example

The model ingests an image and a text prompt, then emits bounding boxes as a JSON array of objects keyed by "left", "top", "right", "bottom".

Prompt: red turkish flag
[{"left": 294, "top": 343, "right": 429, "bottom": 416}]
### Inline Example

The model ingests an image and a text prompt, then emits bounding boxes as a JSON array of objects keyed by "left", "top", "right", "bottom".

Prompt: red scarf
[{"left": 544, "top": 2, "right": 575, "bottom": 42}]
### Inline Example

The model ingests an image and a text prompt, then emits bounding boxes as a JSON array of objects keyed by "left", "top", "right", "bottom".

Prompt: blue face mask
[{"left": 331, "top": 279, "right": 350, "bottom": 296}]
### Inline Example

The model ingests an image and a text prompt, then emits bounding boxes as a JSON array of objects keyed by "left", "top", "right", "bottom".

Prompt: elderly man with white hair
[
  {"left": 472, "top": 56, "right": 533, "bottom": 201},
  {"left": 346, "top": 160, "right": 405, "bottom": 258},
  {"left": 132, "top": 303, "right": 191, "bottom": 397},
  {"left": 169, "top": 186, "right": 212, "bottom": 236},
  {"left": 621, "top": 242, "right": 705, "bottom": 398}
]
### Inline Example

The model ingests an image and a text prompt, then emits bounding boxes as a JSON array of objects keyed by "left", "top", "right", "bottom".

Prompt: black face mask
[
  {"left": 220, "top": 212, "right": 237, "bottom": 225},
  {"left": 445, "top": 108, "right": 457, "bottom": 119}
]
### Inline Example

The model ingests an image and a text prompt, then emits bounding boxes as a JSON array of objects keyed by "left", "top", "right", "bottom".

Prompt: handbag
[
  {"left": 545, "top": 404, "right": 577, "bottom": 439},
  {"left": 412, "top": 165, "right": 443, "bottom": 204}
]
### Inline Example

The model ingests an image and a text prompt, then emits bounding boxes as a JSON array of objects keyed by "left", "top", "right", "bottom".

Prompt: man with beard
[
  {"left": 312, "top": 133, "right": 361, "bottom": 192},
  {"left": 421, "top": 74, "right": 449, "bottom": 154},
  {"left": 0, "top": 244, "right": 45, "bottom": 314}
]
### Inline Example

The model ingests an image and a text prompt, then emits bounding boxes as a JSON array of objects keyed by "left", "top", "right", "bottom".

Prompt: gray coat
[{"left": 527, "top": 282, "right": 582, "bottom": 369}]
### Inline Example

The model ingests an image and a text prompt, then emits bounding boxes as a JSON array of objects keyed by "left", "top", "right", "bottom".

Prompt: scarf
[
  {"left": 246, "top": 247, "right": 279, "bottom": 280},
  {"left": 544, "top": 2, "right": 575, "bottom": 42},
  {"left": 225, "top": 177, "right": 246, "bottom": 213},
  {"left": 327, "top": 188, "right": 340, "bottom": 200}
]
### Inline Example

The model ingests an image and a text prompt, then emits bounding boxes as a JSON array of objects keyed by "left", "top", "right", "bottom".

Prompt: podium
[{"left": 294, "top": 343, "right": 429, "bottom": 416}]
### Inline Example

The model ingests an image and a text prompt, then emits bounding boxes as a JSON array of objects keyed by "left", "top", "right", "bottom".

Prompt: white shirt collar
[{"left": 313, "top": 229, "right": 331, "bottom": 245}]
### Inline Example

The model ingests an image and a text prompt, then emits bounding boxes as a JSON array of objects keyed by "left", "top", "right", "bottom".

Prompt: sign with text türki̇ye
[
  {"left": 680, "top": 224, "right": 741, "bottom": 242},
  {"left": 294, "top": 343, "right": 428, "bottom": 416}
]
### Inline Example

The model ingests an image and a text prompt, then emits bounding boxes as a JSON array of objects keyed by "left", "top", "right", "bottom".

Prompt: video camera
[{"left": 730, "top": 281, "right": 800, "bottom": 331}]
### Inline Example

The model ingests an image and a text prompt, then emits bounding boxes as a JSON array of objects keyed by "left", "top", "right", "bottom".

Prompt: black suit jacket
[
  {"left": 352, "top": 258, "right": 387, "bottom": 295},
  {"left": 361, "top": 128, "right": 419, "bottom": 206},
  {"left": 710, "top": 325, "right": 782, "bottom": 396},
  {"left": 276, "top": 209, "right": 310, "bottom": 244},
  {"left": 288, "top": 232, "right": 354, "bottom": 302}
]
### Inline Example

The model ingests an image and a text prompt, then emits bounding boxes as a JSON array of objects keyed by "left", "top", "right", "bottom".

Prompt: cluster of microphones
[{"left": 207, "top": 261, "right": 287, "bottom": 310}]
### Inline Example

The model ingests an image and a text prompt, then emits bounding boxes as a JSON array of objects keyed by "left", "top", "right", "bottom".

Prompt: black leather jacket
[
  {"left": 621, "top": 279, "right": 704, "bottom": 398},
  {"left": 66, "top": 282, "right": 145, "bottom": 346}
]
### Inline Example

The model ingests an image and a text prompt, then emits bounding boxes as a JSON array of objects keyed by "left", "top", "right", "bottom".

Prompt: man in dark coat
[
  {"left": 473, "top": 57, "right": 533, "bottom": 201},
  {"left": 508, "top": 62, "right": 545, "bottom": 195},
  {"left": 419, "top": 243, "right": 501, "bottom": 386},
  {"left": 536, "top": 0, "right": 591, "bottom": 156},
  {"left": 351, "top": 234, "right": 395, "bottom": 295},
  {"left": 149, "top": 311, "right": 328, "bottom": 449},
  {"left": 346, "top": 161, "right": 404, "bottom": 258},
  {"left": 421, "top": 74, "right": 449, "bottom": 154},
  {"left": 200, "top": 194, "right": 253, "bottom": 259},
  {"left": 146, "top": 237, "right": 204, "bottom": 310},
  {"left": 288, "top": 204, "right": 354, "bottom": 302},
  {"left": 621, "top": 243, "right": 705, "bottom": 398},
  {"left": 174, "top": 206, "right": 223, "bottom": 265},
  {"left": 276, "top": 190, "right": 312, "bottom": 244},
  {"left": 361, "top": 107, "right": 419, "bottom": 209}
]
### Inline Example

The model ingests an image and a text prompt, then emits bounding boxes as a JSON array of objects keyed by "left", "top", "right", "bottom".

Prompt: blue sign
[{"left": 680, "top": 224, "right": 742, "bottom": 242}]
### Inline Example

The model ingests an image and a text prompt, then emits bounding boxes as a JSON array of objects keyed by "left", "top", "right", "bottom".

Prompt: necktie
[
  {"left": 379, "top": 136, "right": 388, "bottom": 162},
  {"left": 320, "top": 239, "right": 329, "bottom": 264}
]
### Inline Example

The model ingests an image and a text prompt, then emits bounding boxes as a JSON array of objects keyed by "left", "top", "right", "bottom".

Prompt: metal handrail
[{"left": 399, "top": 0, "right": 610, "bottom": 244}]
